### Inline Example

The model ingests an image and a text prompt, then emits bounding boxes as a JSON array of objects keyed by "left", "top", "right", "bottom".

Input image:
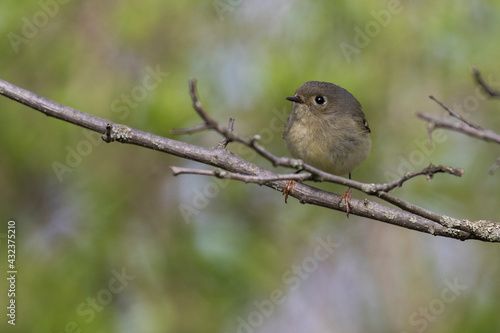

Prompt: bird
[{"left": 283, "top": 81, "right": 371, "bottom": 214}]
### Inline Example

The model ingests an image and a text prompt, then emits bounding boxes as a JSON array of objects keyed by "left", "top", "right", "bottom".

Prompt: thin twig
[
  {"left": 170, "top": 166, "right": 313, "bottom": 184},
  {"left": 472, "top": 67, "right": 500, "bottom": 98},
  {"left": 248, "top": 161, "right": 463, "bottom": 195},
  {"left": 373, "top": 163, "right": 464, "bottom": 192},
  {"left": 488, "top": 157, "right": 500, "bottom": 175},
  {"left": 188, "top": 78, "right": 219, "bottom": 128},
  {"left": 429, "top": 95, "right": 483, "bottom": 130},
  {"left": 170, "top": 79, "right": 220, "bottom": 134},
  {"left": 171, "top": 123, "right": 210, "bottom": 135},
  {"left": 182, "top": 80, "right": 307, "bottom": 168},
  {"left": 217, "top": 118, "right": 235, "bottom": 149},
  {"left": 416, "top": 112, "right": 500, "bottom": 145}
]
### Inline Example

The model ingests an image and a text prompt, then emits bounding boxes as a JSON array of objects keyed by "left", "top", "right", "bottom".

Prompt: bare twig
[
  {"left": 171, "top": 80, "right": 229, "bottom": 135},
  {"left": 416, "top": 112, "right": 500, "bottom": 145},
  {"left": 217, "top": 117, "right": 235, "bottom": 149},
  {"left": 417, "top": 70, "right": 500, "bottom": 176},
  {"left": 416, "top": 71, "right": 500, "bottom": 175},
  {"left": 170, "top": 166, "right": 312, "bottom": 184},
  {"left": 174, "top": 80, "right": 293, "bottom": 167},
  {"left": 429, "top": 95, "right": 483, "bottom": 130},
  {"left": 488, "top": 157, "right": 500, "bottom": 175},
  {"left": 372, "top": 163, "right": 464, "bottom": 192},
  {"left": 472, "top": 67, "right": 500, "bottom": 98},
  {"left": 171, "top": 123, "right": 210, "bottom": 135},
  {"left": 2, "top": 77, "right": 500, "bottom": 242},
  {"left": 188, "top": 78, "right": 219, "bottom": 128}
]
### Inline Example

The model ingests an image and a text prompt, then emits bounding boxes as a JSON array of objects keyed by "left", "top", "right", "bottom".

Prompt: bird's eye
[{"left": 315, "top": 96, "right": 326, "bottom": 105}]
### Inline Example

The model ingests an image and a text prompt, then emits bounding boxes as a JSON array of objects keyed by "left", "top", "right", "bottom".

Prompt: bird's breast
[{"left": 284, "top": 114, "right": 370, "bottom": 175}]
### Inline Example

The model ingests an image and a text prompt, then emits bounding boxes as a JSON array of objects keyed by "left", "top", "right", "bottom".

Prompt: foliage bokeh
[{"left": 1, "top": 0, "right": 500, "bottom": 332}]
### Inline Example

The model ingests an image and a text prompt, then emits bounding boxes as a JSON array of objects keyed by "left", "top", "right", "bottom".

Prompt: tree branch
[
  {"left": 369, "top": 163, "right": 464, "bottom": 192},
  {"left": 429, "top": 95, "right": 483, "bottom": 130},
  {"left": 472, "top": 66, "right": 500, "bottom": 98},
  {"left": 2, "top": 77, "right": 500, "bottom": 242},
  {"left": 170, "top": 166, "right": 313, "bottom": 184},
  {"left": 488, "top": 157, "right": 500, "bottom": 175},
  {"left": 216, "top": 117, "right": 235, "bottom": 149},
  {"left": 417, "top": 88, "right": 500, "bottom": 175},
  {"left": 417, "top": 90, "right": 500, "bottom": 175},
  {"left": 415, "top": 112, "right": 500, "bottom": 145}
]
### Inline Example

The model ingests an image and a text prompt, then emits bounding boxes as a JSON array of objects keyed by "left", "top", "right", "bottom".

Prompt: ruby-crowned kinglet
[{"left": 283, "top": 81, "right": 371, "bottom": 212}]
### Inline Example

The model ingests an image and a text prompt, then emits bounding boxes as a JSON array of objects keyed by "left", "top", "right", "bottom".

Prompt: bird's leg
[
  {"left": 283, "top": 180, "right": 295, "bottom": 203},
  {"left": 283, "top": 170, "right": 301, "bottom": 203},
  {"left": 339, "top": 173, "right": 353, "bottom": 217}
]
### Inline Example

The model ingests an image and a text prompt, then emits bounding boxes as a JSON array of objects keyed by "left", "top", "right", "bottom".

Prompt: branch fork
[{"left": 417, "top": 71, "right": 500, "bottom": 174}]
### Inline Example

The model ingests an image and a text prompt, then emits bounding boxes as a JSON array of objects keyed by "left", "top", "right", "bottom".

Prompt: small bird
[{"left": 283, "top": 81, "right": 371, "bottom": 214}]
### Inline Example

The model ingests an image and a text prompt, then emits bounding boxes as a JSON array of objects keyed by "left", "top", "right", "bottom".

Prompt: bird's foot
[
  {"left": 283, "top": 180, "right": 296, "bottom": 203},
  {"left": 339, "top": 187, "right": 352, "bottom": 217}
]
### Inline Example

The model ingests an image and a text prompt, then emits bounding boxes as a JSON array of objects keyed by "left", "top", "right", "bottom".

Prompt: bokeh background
[{"left": 1, "top": 0, "right": 500, "bottom": 332}]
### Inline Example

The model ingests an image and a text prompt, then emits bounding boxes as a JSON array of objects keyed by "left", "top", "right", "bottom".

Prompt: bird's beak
[{"left": 286, "top": 95, "right": 305, "bottom": 104}]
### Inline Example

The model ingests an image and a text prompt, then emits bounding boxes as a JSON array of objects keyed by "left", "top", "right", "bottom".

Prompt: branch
[
  {"left": 170, "top": 123, "right": 210, "bottom": 135},
  {"left": 429, "top": 95, "right": 483, "bottom": 130},
  {"left": 170, "top": 163, "right": 467, "bottom": 226},
  {"left": 216, "top": 117, "right": 235, "bottom": 149},
  {"left": 366, "top": 163, "right": 463, "bottom": 192},
  {"left": 416, "top": 111, "right": 500, "bottom": 175},
  {"left": 2, "top": 77, "right": 500, "bottom": 242},
  {"left": 488, "top": 157, "right": 500, "bottom": 175},
  {"left": 170, "top": 166, "right": 312, "bottom": 184},
  {"left": 416, "top": 112, "right": 500, "bottom": 145},
  {"left": 417, "top": 68, "right": 500, "bottom": 175},
  {"left": 472, "top": 67, "right": 500, "bottom": 98}
]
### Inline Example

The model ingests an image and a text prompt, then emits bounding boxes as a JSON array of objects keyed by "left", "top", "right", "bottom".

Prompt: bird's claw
[
  {"left": 339, "top": 188, "right": 353, "bottom": 217},
  {"left": 283, "top": 180, "right": 296, "bottom": 203}
]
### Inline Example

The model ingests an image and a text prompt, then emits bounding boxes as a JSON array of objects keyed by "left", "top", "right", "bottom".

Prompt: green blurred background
[{"left": 1, "top": 0, "right": 500, "bottom": 332}]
